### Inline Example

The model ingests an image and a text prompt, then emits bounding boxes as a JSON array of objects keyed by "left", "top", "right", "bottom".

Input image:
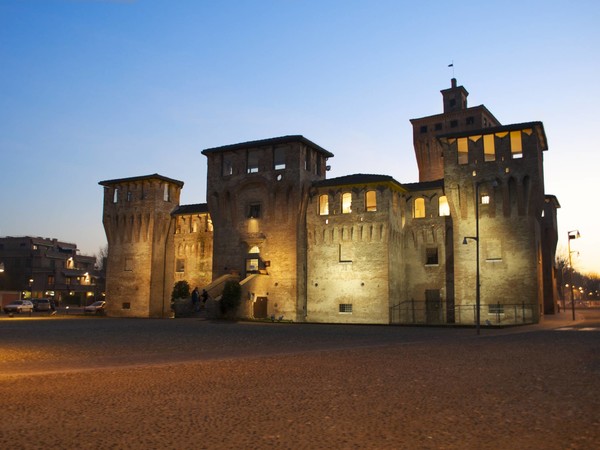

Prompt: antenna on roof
[{"left": 448, "top": 60, "right": 455, "bottom": 78}]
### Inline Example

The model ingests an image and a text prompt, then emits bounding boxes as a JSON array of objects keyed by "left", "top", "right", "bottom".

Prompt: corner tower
[{"left": 99, "top": 174, "right": 183, "bottom": 318}]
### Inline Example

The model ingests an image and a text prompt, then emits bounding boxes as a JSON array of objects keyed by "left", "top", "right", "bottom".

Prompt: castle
[{"left": 99, "top": 79, "right": 560, "bottom": 324}]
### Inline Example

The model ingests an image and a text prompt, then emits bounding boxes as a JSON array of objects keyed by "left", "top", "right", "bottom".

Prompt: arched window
[
  {"left": 319, "top": 194, "right": 329, "bottom": 215},
  {"left": 439, "top": 196, "right": 450, "bottom": 216},
  {"left": 413, "top": 198, "right": 425, "bottom": 218},
  {"left": 365, "top": 190, "right": 377, "bottom": 212},
  {"left": 342, "top": 192, "right": 352, "bottom": 214}
]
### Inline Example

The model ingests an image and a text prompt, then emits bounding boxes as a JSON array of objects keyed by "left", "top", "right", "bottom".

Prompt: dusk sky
[{"left": 1, "top": 0, "right": 598, "bottom": 274}]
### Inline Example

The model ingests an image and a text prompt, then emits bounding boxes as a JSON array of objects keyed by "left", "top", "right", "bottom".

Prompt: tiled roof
[
  {"left": 98, "top": 173, "right": 184, "bottom": 188},
  {"left": 313, "top": 173, "right": 404, "bottom": 189},
  {"left": 172, "top": 203, "right": 209, "bottom": 215},
  {"left": 201, "top": 135, "right": 334, "bottom": 158}
]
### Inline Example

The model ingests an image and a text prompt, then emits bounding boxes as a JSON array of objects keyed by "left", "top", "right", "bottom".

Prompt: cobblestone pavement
[{"left": 1, "top": 312, "right": 599, "bottom": 449}]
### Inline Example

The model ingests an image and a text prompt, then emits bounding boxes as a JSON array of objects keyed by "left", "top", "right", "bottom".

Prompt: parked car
[
  {"left": 84, "top": 301, "right": 106, "bottom": 314},
  {"left": 32, "top": 298, "right": 51, "bottom": 311},
  {"left": 3, "top": 300, "right": 34, "bottom": 314}
]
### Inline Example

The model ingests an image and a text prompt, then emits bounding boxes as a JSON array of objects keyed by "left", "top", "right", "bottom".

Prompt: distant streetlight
[
  {"left": 0, "top": 262, "right": 4, "bottom": 273},
  {"left": 567, "top": 230, "right": 581, "bottom": 320}
]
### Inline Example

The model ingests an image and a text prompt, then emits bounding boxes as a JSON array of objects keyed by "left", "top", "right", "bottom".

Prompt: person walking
[{"left": 192, "top": 287, "right": 200, "bottom": 312}]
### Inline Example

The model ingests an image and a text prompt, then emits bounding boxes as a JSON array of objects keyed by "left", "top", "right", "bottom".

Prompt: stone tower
[
  {"left": 99, "top": 174, "right": 183, "bottom": 318},
  {"left": 410, "top": 78, "right": 501, "bottom": 182},
  {"left": 439, "top": 122, "right": 549, "bottom": 322},
  {"left": 201, "top": 136, "right": 333, "bottom": 321}
]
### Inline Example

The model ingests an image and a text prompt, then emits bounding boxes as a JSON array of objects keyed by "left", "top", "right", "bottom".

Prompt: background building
[
  {"left": 100, "top": 79, "right": 560, "bottom": 324},
  {"left": 0, "top": 236, "right": 104, "bottom": 306}
]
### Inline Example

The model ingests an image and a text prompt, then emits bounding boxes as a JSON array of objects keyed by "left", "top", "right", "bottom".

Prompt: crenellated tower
[{"left": 99, "top": 174, "right": 183, "bottom": 318}]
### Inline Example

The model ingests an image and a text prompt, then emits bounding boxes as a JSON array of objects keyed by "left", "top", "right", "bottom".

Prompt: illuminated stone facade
[{"left": 100, "top": 79, "right": 560, "bottom": 323}]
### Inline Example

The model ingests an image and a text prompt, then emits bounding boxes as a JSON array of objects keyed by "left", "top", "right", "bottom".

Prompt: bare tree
[{"left": 96, "top": 244, "right": 108, "bottom": 270}]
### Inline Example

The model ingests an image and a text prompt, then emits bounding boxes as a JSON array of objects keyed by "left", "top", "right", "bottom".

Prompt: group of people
[{"left": 191, "top": 287, "right": 208, "bottom": 312}]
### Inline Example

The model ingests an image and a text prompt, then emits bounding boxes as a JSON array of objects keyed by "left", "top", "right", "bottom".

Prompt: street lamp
[{"left": 567, "top": 230, "right": 581, "bottom": 321}]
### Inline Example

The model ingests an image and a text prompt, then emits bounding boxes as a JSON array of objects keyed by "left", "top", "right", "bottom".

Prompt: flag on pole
[{"left": 448, "top": 63, "right": 453, "bottom": 67}]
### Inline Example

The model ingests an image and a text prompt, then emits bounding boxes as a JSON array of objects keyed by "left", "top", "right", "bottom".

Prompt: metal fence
[{"left": 389, "top": 300, "right": 537, "bottom": 326}]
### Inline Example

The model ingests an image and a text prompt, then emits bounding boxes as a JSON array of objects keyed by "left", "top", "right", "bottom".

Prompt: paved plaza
[{"left": 1, "top": 311, "right": 599, "bottom": 449}]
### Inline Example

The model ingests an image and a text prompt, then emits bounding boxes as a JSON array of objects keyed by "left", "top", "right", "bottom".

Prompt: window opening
[
  {"left": 339, "top": 304, "right": 353, "bottom": 314},
  {"left": 439, "top": 196, "right": 450, "bottom": 216},
  {"left": 342, "top": 192, "right": 352, "bottom": 214},
  {"left": 413, "top": 198, "right": 425, "bottom": 218},
  {"left": 176, "top": 259, "right": 185, "bottom": 273},
  {"left": 274, "top": 146, "right": 286, "bottom": 170},
  {"left": 426, "top": 247, "right": 439, "bottom": 265},
  {"left": 247, "top": 150, "right": 259, "bottom": 173},
  {"left": 457, "top": 137, "right": 468, "bottom": 164},
  {"left": 510, "top": 131, "right": 523, "bottom": 158},
  {"left": 484, "top": 134, "right": 495, "bottom": 162},
  {"left": 113, "top": 188, "right": 119, "bottom": 204},
  {"left": 248, "top": 203, "right": 261, "bottom": 219},
  {"left": 319, "top": 194, "right": 329, "bottom": 215},
  {"left": 365, "top": 190, "right": 377, "bottom": 212},
  {"left": 223, "top": 157, "right": 233, "bottom": 176},
  {"left": 163, "top": 184, "right": 170, "bottom": 202}
]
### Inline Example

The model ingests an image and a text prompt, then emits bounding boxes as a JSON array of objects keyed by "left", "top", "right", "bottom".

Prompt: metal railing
[{"left": 389, "top": 300, "right": 537, "bottom": 326}]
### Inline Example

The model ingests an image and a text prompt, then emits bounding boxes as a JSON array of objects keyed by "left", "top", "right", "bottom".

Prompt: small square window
[
  {"left": 435, "top": 123, "right": 443, "bottom": 131},
  {"left": 339, "top": 304, "right": 353, "bottom": 313},
  {"left": 450, "top": 120, "right": 458, "bottom": 128},
  {"left": 420, "top": 125, "right": 428, "bottom": 133},
  {"left": 466, "top": 116, "right": 475, "bottom": 125},
  {"left": 426, "top": 247, "right": 439, "bottom": 265}
]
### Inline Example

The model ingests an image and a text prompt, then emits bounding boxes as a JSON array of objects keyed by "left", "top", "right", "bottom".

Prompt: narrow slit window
[
  {"left": 457, "top": 138, "right": 468, "bottom": 164},
  {"left": 484, "top": 134, "right": 495, "bottom": 162}
]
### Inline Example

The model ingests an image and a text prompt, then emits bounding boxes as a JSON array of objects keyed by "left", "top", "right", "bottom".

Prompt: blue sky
[{"left": 1, "top": 0, "right": 598, "bottom": 274}]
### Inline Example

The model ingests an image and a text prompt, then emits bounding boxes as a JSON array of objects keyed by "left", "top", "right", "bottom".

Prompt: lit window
[
  {"left": 426, "top": 247, "right": 439, "bottom": 265},
  {"left": 113, "top": 188, "right": 119, "bottom": 204},
  {"left": 365, "top": 191, "right": 377, "bottom": 212},
  {"left": 319, "top": 194, "right": 329, "bottom": 215},
  {"left": 176, "top": 259, "right": 185, "bottom": 273},
  {"left": 342, "top": 192, "right": 352, "bottom": 214},
  {"left": 163, "top": 184, "right": 170, "bottom": 202},
  {"left": 484, "top": 134, "right": 495, "bottom": 162},
  {"left": 274, "top": 147, "right": 286, "bottom": 170},
  {"left": 413, "top": 198, "right": 425, "bottom": 218},
  {"left": 488, "top": 304, "right": 505, "bottom": 315},
  {"left": 510, "top": 131, "right": 523, "bottom": 158},
  {"left": 439, "top": 196, "right": 450, "bottom": 216},
  {"left": 246, "top": 258, "right": 259, "bottom": 273},
  {"left": 481, "top": 195, "right": 490, "bottom": 205},
  {"left": 339, "top": 304, "right": 353, "bottom": 313},
  {"left": 457, "top": 138, "right": 468, "bottom": 165},
  {"left": 247, "top": 150, "right": 259, "bottom": 173}
]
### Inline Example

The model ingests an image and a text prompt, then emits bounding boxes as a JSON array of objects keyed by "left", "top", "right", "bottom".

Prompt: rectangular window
[
  {"left": 223, "top": 156, "right": 233, "bottom": 176},
  {"left": 342, "top": 192, "right": 352, "bottom": 214},
  {"left": 425, "top": 247, "right": 439, "bottom": 265},
  {"left": 510, "top": 131, "right": 523, "bottom": 158},
  {"left": 435, "top": 123, "right": 443, "bottom": 131},
  {"left": 163, "top": 184, "right": 170, "bottom": 202},
  {"left": 365, "top": 191, "right": 377, "bottom": 212},
  {"left": 305, "top": 148, "right": 311, "bottom": 171},
  {"left": 113, "top": 188, "right": 119, "bottom": 204},
  {"left": 466, "top": 116, "right": 475, "bottom": 125},
  {"left": 413, "top": 198, "right": 425, "bottom": 218},
  {"left": 483, "top": 134, "right": 495, "bottom": 162},
  {"left": 247, "top": 150, "right": 259, "bottom": 173},
  {"left": 176, "top": 259, "right": 185, "bottom": 273},
  {"left": 457, "top": 137, "right": 468, "bottom": 164},
  {"left": 65, "top": 277, "right": 71, "bottom": 285},
  {"left": 438, "top": 196, "right": 450, "bottom": 216},
  {"left": 319, "top": 194, "right": 329, "bottom": 215},
  {"left": 274, "top": 146, "right": 286, "bottom": 170},
  {"left": 420, "top": 125, "right": 428, "bottom": 133},
  {"left": 450, "top": 120, "right": 458, "bottom": 128},
  {"left": 248, "top": 203, "right": 261, "bottom": 219},
  {"left": 127, "top": 191, "right": 133, "bottom": 202},
  {"left": 339, "top": 304, "right": 353, "bottom": 314},
  {"left": 122, "top": 302, "right": 131, "bottom": 310},
  {"left": 481, "top": 194, "right": 490, "bottom": 205},
  {"left": 48, "top": 275, "right": 55, "bottom": 285}
]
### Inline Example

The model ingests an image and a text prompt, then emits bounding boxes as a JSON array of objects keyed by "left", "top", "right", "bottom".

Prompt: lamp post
[
  {"left": 567, "top": 230, "right": 580, "bottom": 321},
  {"left": 463, "top": 182, "right": 485, "bottom": 335}
]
